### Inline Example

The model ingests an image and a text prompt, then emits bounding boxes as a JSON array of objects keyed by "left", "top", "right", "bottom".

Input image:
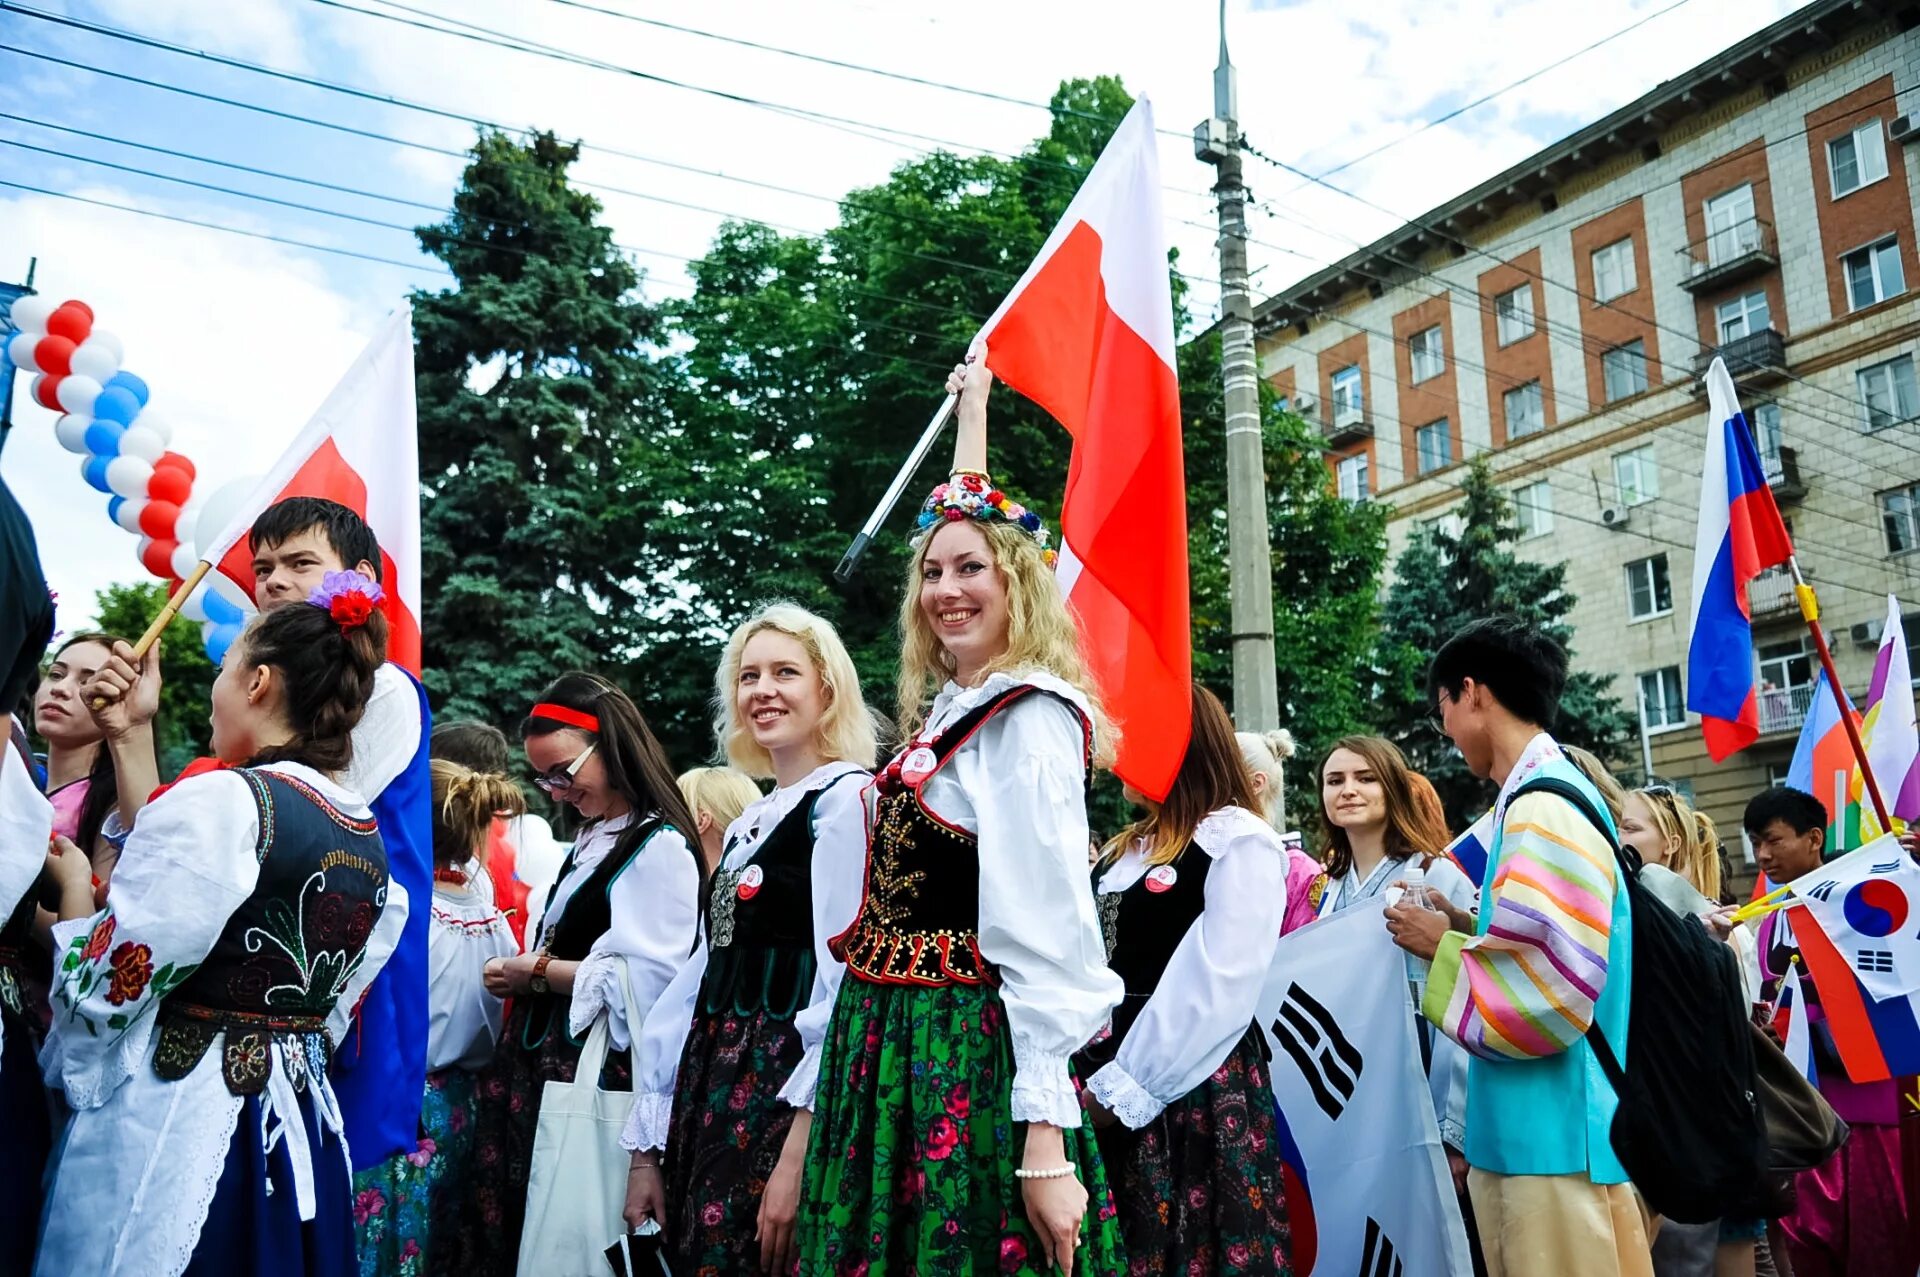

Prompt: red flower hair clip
[{"left": 307, "top": 570, "right": 385, "bottom": 634}]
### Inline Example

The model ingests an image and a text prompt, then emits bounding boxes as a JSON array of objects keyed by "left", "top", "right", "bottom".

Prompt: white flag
[
  {"left": 1787, "top": 831, "right": 1920, "bottom": 1000},
  {"left": 1257, "top": 906, "right": 1474, "bottom": 1276}
]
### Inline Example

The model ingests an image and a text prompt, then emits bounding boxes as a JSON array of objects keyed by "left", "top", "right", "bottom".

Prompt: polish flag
[
  {"left": 980, "top": 98, "right": 1190, "bottom": 800},
  {"left": 199, "top": 305, "right": 423, "bottom": 674}
]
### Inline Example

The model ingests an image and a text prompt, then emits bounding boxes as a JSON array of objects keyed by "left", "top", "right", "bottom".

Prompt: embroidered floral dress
[
  {"left": 34, "top": 763, "right": 409, "bottom": 1277},
  {"left": 792, "top": 671, "right": 1127, "bottom": 1276}
]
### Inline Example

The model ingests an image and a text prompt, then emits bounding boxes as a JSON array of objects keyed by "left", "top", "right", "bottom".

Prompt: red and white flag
[
  {"left": 980, "top": 97, "right": 1190, "bottom": 799},
  {"left": 199, "top": 305, "right": 423, "bottom": 673}
]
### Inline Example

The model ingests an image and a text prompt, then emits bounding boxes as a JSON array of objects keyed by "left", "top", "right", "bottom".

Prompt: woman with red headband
[{"left": 451, "top": 673, "right": 701, "bottom": 1277}]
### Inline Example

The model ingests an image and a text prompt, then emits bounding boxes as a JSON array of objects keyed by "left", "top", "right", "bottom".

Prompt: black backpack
[{"left": 1511, "top": 776, "right": 1771, "bottom": 1223}]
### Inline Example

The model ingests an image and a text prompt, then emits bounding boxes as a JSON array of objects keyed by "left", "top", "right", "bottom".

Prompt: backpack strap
[{"left": 1508, "top": 773, "right": 1637, "bottom": 1096}]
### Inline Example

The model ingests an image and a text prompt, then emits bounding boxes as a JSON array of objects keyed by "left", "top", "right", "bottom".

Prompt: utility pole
[
  {"left": 0, "top": 258, "right": 38, "bottom": 459},
  {"left": 1194, "top": 3, "right": 1279, "bottom": 730}
]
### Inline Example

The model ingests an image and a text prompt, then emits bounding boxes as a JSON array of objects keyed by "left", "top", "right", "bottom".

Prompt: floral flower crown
[
  {"left": 307, "top": 569, "right": 384, "bottom": 633},
  {"left": 911, "top": 470, "right": 1057, "bottom": 568}
]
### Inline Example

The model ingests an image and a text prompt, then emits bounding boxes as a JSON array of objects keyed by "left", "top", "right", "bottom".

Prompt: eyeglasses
[{"left": 533, "top": 742, "right": 597, "bottom": 795}]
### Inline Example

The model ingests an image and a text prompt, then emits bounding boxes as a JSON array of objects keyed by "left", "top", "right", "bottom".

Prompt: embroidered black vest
[
  {"left": 700, "top": 771, "right": 867, "bottom": 1019},
  {"left": 1093, "top": 843, "right": 1214, "bottom": 1055},
  {"left": 833, "top": 685, "right": 1085, "bottom": 988},
  {"left": 155, "top": 770, "right": 388, "bottom": 1095}
]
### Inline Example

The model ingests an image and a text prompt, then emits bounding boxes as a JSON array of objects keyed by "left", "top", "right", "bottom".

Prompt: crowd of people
[{"left": 0, "top": 351, "right": 1914, "bottom": 1277}]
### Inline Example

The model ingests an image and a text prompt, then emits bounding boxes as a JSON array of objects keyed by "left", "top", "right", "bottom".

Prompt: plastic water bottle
[{"left": 1399, "top": 863, "right": 1433, "bottom": 998}]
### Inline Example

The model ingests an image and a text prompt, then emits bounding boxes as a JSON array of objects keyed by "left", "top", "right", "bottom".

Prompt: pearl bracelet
[{"left": 1013, "top": 1164, "right": 1077, "bottom": 1180}]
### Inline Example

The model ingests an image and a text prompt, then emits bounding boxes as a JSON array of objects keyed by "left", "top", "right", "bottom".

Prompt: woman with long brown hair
[
  {"left": 1081, "top": 682, "right": 1293, "bottom": 1275},
  {"left": 1313, "top": 735, "right": 1473, "bottom": 920}
]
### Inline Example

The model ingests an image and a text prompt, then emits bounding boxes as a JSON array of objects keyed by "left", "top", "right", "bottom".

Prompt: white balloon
[
  {"left": 136, "top": 409, "right": 172, "bottom": 446},
  {"left": 105, "top": 455, "right": 154, "bottom": 500},
  {"left": 7, "top": 295, "right": 56, "bottom": 333},
  {"left": 170, "top": 541, "right": 198, "bottom": 581},
  {"left": 134, "top": 536, "right": 153, "bottom": 569},
  {"left": 175, "top": 497, "right": 206, "bottom": 548},
  {"left": 178, "top": 587, "right": 210, "bottom": 624},
  {"left": 207, "top": 567, "right": 254, "bottom": 614},
  {"left": 67, "top": 339, "right": 120, "bottom": 383},
  {"left": 53, "top": 413, "right": 91, "bottom": 455},
  {"left": 118, "top": 424, "right": 165, "bottom": 463},
  {"left": 82, "top": 330, "right": 124, "bottom": 364},
  {"left": 6, "top": 332, "right": 39, "bottom": 372},
  {"left": 55, "top": 374, "right": 102, "bottom": 416},
  {"left": 114, "top": 497, "right": 148, "bottom": 535},
  {"left": 191, "top": 476, "right": 260, "bottom": 561}
]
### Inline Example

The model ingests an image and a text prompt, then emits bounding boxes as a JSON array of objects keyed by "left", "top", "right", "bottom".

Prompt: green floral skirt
[{"left": 797, "top": 977, "right": 1125, "bottom": 1276}]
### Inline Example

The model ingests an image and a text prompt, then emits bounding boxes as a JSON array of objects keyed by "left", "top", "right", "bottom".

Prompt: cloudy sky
[{"left": 0, "top": 0, "right": 1802, "bottom": 623}]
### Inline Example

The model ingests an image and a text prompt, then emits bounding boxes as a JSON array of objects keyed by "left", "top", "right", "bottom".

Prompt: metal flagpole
[{"left": 833, "top": 394, "right": 957, "bottom": 583}]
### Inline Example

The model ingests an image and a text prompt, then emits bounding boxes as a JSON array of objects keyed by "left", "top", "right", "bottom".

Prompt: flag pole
[
  {"left": 833, "top": 394, "right": 957, "bottom": 583},
  {"left": 87, "top": 560, "right": 214, "bottom": 709},
  {"left": 1789, "top": 554, "right": 1892, "bottom": 833}
]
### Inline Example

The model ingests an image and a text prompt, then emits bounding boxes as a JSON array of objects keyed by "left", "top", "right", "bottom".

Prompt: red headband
[{"left": 531, "top": 702, "right": 600, "bottom": 733}]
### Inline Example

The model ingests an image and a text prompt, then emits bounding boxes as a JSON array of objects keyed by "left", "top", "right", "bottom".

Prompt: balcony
[
  {"left": 1324, "top": 407, "right": 1373, "bottom": 448},
  {"left": 1757, "top": 681, "right": 1814, "bottom": 736},
  {"left": 1765, "top": 445, "right": 1807, "bottom": 503},
  {"left": 1677, "top": 218, "right": 1778, "bottom": 293},
  {"left": 1691, "top": 327, "right": 1788, "bottom": 395},
  {"left": 1748, "top": 565, "right": 1797, "bottom": 616}
]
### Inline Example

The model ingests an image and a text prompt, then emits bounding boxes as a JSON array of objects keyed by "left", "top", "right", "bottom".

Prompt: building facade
[{"left": 1254, "top": 0, "right": 1920, "bottom": 866}]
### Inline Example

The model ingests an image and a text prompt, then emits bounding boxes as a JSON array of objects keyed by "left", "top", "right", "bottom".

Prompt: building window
[
  {"left": 1859, "top": 355, "right": 1920, "bottom": 431},
  {"left": 1829, "top": 120, "right": 1889, "bottom": 198},
  {"left": 1626, "top": 554, "right": 1673, "bottom": 621},
  {"left": 1703, "top": 184, "right": 1760, "bottom": 266},
  {"left": 1751, "top": 401, "right": 1783, "bottom": 462},
  {"left": 1757, "top": 638, "right": 1815, "bottom": 735},
  {"left": 1614, "top": 444, "right": 1658, "bottom": 506},
  {"left": 1331, "top": 364, "right": 1364, "bottom": 425},
  {"left": 1410, "top": 325, "right": 1445, "bottom": 383},
  {"left": 1336, "top": 452, "right": 1370, "bottom": 502},
  {"left": 1416, "top": 419, "right": 1452, "bottom": 474},
  {"left": 1715, "top": 291, "right": 1771, "bottom": 344},
  {"left": 1592, "top": 238, "right": 1637, "bottom": 302},
  {"left": 1843, "top": 238, "right": 1905, "bottom": 311},
  {"left": 1515, "top": 481, "right": 1553, "bottom": 539},
  {"left": 1638, "top": 667, "right": 1685, "bottom": 730},
  {"left": 1495, "top": 286, "right": 1534, "bottom": 345},
  {"left": 1602, "top": 339, "right": 1650, "bottom": 402},
  {"left": 1882, "top": 482, "right": 1920, "bottom": 554},
  {"left": 1504, "top": 380, "right": 1545, "bottom": 440}
]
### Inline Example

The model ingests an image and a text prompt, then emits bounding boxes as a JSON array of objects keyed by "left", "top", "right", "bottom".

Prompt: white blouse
[
  {"left": 786, "top": 670, "right": 1122, "bottom": 1129},
  {"left": 36, "top": 763, "right": 409, "bottom": 1277},
  {"left": 624, "top": 760, "right": 868, "bottom": 1151},
  {"left": 566, "top": 815, "right": 702, "bottom": 1052},
  {"left": 427, "top": 885, "right": 515, "bottom": 1073},
  {"left": 1085, "top": 805, "right": 1287, "bottom": 1129},
  {"left": 345, "top": 663, "right": 425, "bottom": 804}
]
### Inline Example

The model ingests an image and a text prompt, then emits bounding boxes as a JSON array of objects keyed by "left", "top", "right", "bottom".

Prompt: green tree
[
  {"left": 411, "top": 131, "right": 672, "bottom": 740},
  {"left": 1375, "top": 457, "right": 1635, "bottom": 825},
  {"left": 89, "top": 582, "right": 217, "bottom": 776}
]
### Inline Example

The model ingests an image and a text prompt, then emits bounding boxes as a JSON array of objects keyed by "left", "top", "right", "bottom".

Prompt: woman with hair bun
[
  {"left": 35, "top": 572, "right": 409, "bottom": 1277},
  {"left": 1236, "top": 727, "right": 1322, "bottom": 934}
]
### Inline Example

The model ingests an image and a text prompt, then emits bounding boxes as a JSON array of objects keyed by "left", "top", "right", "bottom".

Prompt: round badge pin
[
  {"left": 1145, "top": 864, "right": 1178, "bottom": 893},
  {"left": 736, "top": 864, "right": 765, "bottom": 900},
  {"left": 900, "top": 746, "right": 939, "bottom": 786}
]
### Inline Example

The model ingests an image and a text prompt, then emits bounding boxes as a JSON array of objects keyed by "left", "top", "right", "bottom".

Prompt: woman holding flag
[{"left": 792, "top": 351, "right": 1126, "bottom": 1276}]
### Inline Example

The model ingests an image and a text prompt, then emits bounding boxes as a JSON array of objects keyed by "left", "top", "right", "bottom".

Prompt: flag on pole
[
  {"left": 1686, "top": 358, "right": 1794, "bottom": 760},
  {"left": 198, "top": 305, "right": 424, "bottom": 675},
  {"left": 978, "top": 98, "right": 1189, "bottom": 800},
  {"left": 1787, "top": 832, "right": 1920, "bottom": 1002},
  {"left": 1789, "top": 900, "right": 1920, "bottom": 1083},
  {"left": 1856, "top": 593, "right": 1919, "bottom": 839},
  {"left": 1785, "top": 669, "right": 1862, "bottom": 853},
  {"left": 1776, "top": 963, "right": 1816, "bottom": 1085}
]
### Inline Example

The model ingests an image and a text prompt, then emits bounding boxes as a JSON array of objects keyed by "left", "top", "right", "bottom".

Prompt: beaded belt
[{"left": 155, "top": 1001, "right": 333, "bottom": 1096}]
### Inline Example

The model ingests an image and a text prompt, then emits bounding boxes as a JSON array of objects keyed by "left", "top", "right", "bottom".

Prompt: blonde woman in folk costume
[{"left": 792, "top": 348, "right": 1126, "bottom": 1275}]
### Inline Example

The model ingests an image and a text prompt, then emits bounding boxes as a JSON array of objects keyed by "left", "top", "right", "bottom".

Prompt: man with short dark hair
[
  {"left": 1741, "top": 785, "right": 1827, "bottom": 887},
  {"left": 1388, "top": 617, "right": 1650, "bottom": 1277}
]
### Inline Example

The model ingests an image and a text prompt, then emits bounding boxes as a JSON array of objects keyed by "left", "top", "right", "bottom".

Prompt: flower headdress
[
  {"left": 911, "top": 470, "right": 1056, "bottom": 568},
  {"left": 307, "top": 569, "right": 384, "bottom": 633}
]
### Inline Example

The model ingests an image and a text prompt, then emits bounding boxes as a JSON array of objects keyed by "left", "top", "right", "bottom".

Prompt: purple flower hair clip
[{"left": 307, "top": 570, "right": 385, "bottom": 633}]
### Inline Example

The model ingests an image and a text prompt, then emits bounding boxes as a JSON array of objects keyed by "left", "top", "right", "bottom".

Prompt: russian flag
[
  {"left": 1686, "top": 358, "right": 1794, "bottom": 761},
  {"left": 1443, "top": 812, "right": 1495, "bottom": 888},
  {"left": 1776, "top": 963, "right": 1817, "bottom": 1085}
]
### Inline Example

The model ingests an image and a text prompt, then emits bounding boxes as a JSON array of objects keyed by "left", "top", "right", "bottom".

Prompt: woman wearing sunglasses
[{"left": 453, "top": 672, "right": 702, "bottom": 1277}]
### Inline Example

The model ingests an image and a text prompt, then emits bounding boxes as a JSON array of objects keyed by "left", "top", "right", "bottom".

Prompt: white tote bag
[{"left": 516, "top": 973, "right": 641, "bottom": 1276}]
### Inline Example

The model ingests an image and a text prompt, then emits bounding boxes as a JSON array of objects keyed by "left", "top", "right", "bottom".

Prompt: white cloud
[{"left": 80, "top": 0, "right": 314, "bottom": 70}]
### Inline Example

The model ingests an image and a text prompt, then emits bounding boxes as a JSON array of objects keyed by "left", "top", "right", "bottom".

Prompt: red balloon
[
  {"left": 147, "top": 467, "right": 192, "bottom": 506},
  {"left": 33, "top": 335, "right": 75, "bottom": 377},
  {"left": 32, "top": 375, "right": 63, "bottom": 411},
  {"left": 154, "top": 452, "right": 197, "bottom": 482},
  {"left": 45, "top": 304, "right": 92, "bottom": 344},
  {"left": 139, "top": 500, "right": 182, "bottom": 539},
  {"left": 140, "top": 538, "right": 178, "bottom": 579},
  {"left": 59, "top": 300, "right": 95, "bottom": 324}
]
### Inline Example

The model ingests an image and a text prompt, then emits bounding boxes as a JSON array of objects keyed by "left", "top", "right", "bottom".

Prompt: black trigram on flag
[
  {"left": 1361, "top": 1217, "right": 1404, "bottom": 1277},
  {"left": 1859, "top": 950, "right": 1896, "bottom": 974},
  {"left": 1805, "top": 880, "right": 1838, "bottom": 902},
  {"left": 1270, "top": 982, "right": 1363, "bottom": 1120},
  {"left": 1873, "top": 859, "right": 1903, "bottom": 874}
]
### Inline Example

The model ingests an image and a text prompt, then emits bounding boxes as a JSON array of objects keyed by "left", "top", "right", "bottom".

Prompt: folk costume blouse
[
  {"left": 426, "top": 885, "right": 515, "bottom": 1073},
  {"left": 566, "top": 813, "right": 701, "bottom": 1050},
  {"left": 35, "top": 763, "right": 409, "bottom": 1277},
  {"left": 1086, "top": 804, "right": 1287, "bottom": 1128},
  {"left": 0, "top": 730, "right": 52, "bottom": 1060},
  {"left": 624, "top": 760, "right": 868, "bottom": 1150},
  {"left": 785, "top": 670, "right": 1123, "bottom": 1129}
]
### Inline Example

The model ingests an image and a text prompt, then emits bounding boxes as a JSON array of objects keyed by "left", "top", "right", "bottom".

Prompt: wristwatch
[{"left": 528, "top": 952, "right": 554, "bottom": 996}]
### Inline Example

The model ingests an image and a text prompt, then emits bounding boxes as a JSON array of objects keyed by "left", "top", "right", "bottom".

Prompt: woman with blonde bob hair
[
  {"left": 624, "top": 602, "right": 876, "bottom": 1276},
  {"left": 794, "top": 348, "right": 1126, "bottom": 1276},
  {"left": 676, "top": 766, "right": 763, "bottom": 877}
]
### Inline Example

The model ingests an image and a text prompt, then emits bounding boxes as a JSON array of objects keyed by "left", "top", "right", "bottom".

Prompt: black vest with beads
[{"left": 1085, "top": 843, "right": 1214, "bottom": 1063}]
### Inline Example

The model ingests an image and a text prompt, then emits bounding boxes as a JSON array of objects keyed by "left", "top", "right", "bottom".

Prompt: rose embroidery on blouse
[
  {"left": 80, "top": 914, "right": 116, "bottom": 962},
  {"left": 104, "top": 941, "right": 154, "bottom": 1006}
]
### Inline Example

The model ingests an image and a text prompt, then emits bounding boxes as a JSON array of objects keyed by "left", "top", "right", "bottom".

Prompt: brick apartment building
[{"left": 1253, "top": 0, "right": 1920, "bottom": 867}]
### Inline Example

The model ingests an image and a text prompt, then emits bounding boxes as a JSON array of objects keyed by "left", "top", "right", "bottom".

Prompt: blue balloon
[
  {"left": 204, "top": 623, "right": 239, "bottom": 665},
  {"left": 203, "top": 592, "right": 245, "bottom": 626},
  {"left": 82, "top": 455, "right": 114, "bottom": 494},
  {"left": 84, "top": 419, "right": 125, "bottom": 456},
  {"left": 107, "top": 371, "right": 150, "bottom": 406},
  {"left": 92, "top": 386, "right": 141, "bottom": 426},
  {"left": 108, "top": 495, "right": 125, "bottom": 525}
]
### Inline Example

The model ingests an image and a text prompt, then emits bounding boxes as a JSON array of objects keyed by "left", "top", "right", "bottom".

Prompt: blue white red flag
[
  {"left": 1776, "top": 963, "right": 1816, "bottom": 1085},
  {"left": 1686, "top": 358, "right": 1794, "bottom": 761},
  {"left": 1442, "top": 813, "right": 1494, "bottom": 888}
]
